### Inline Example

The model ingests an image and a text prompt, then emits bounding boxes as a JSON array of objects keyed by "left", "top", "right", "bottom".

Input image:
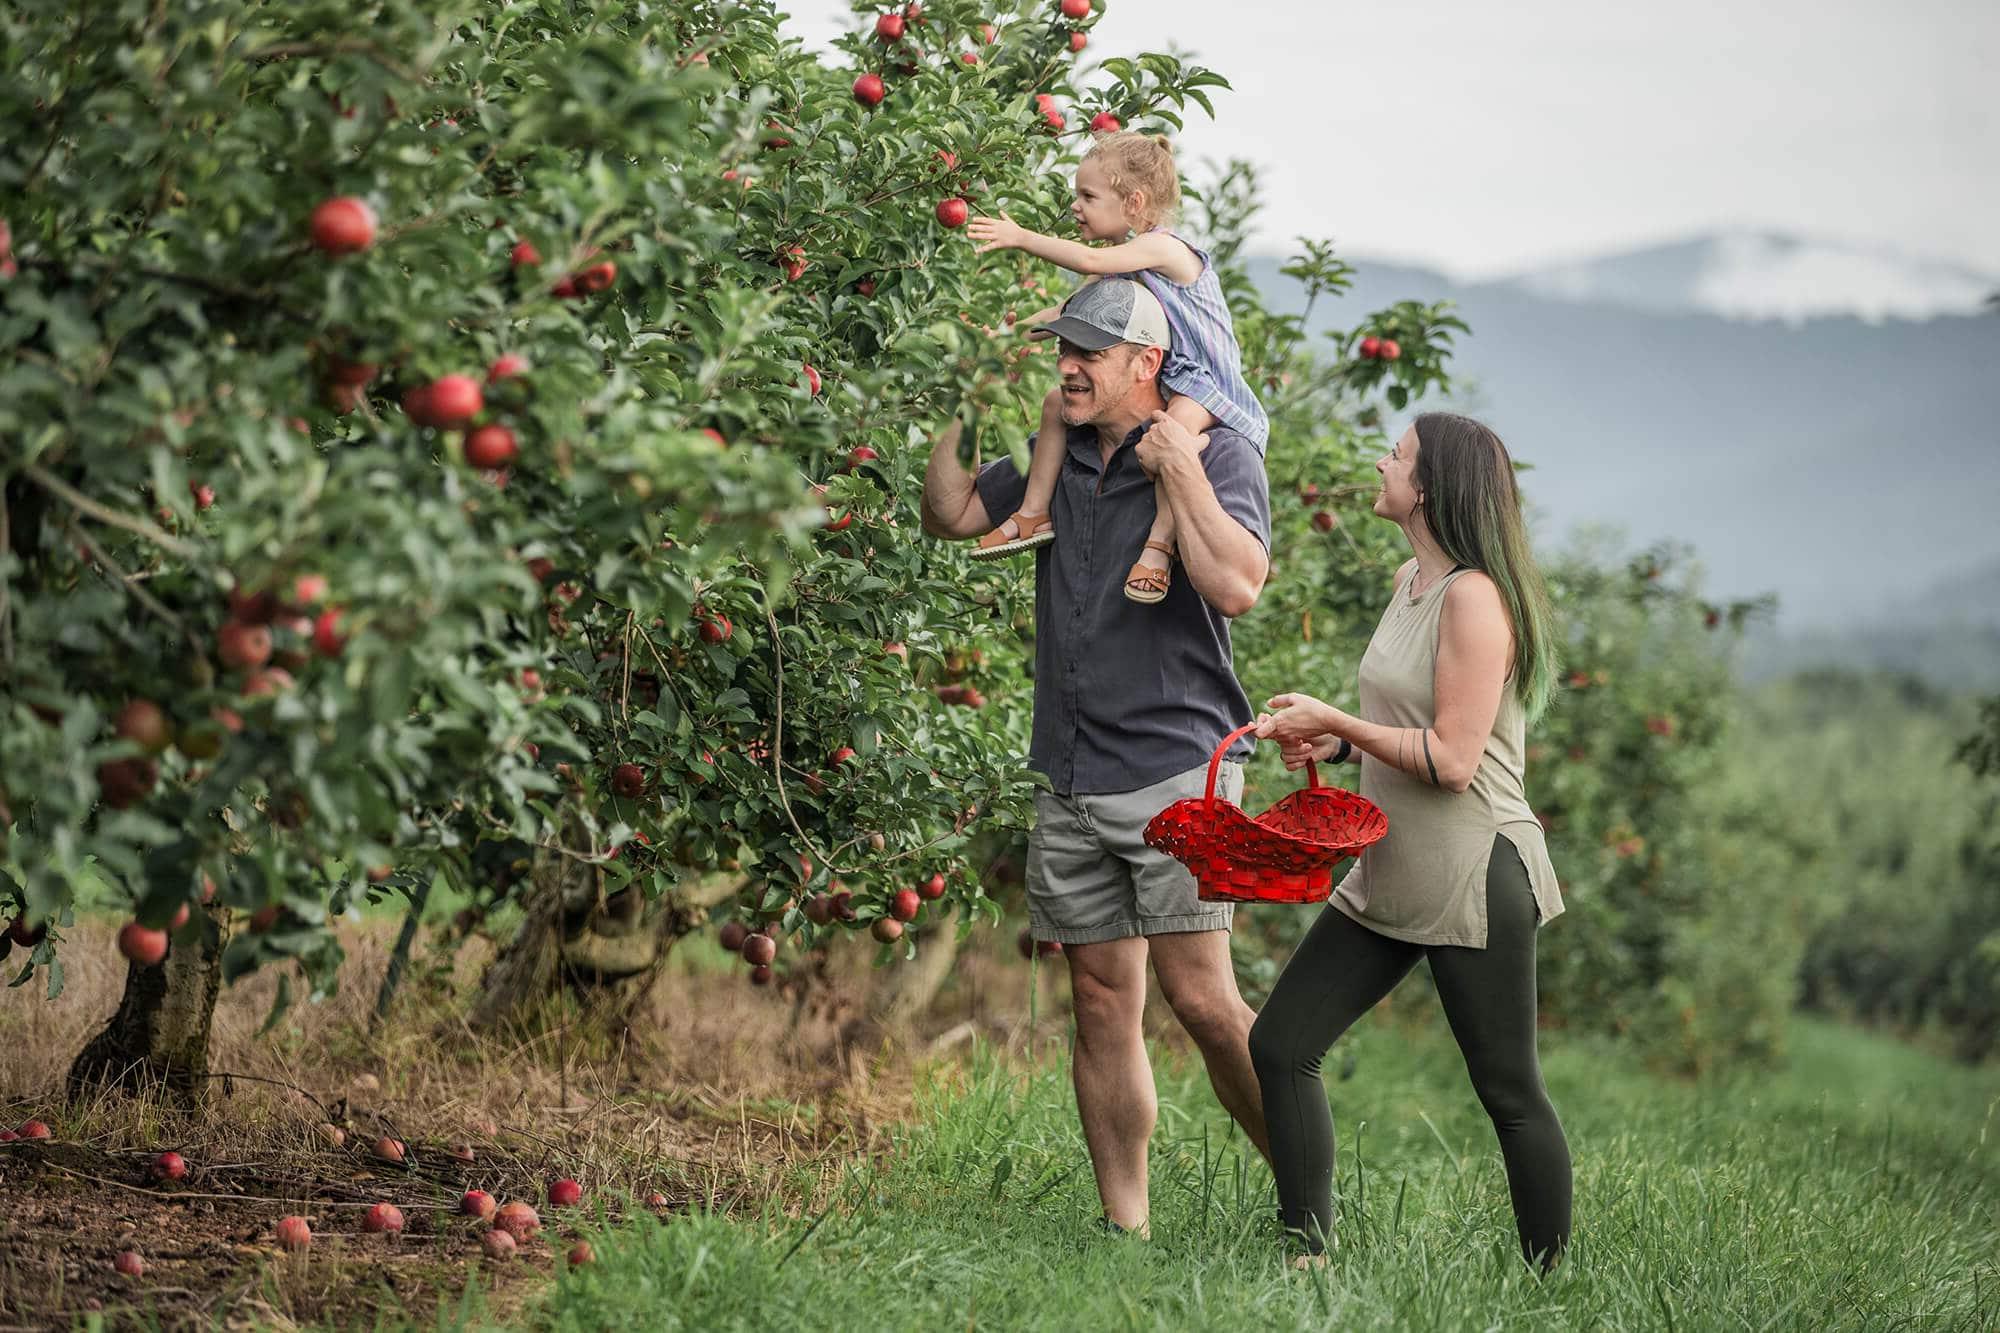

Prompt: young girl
[{"left": 965, "top": 131, "right": 1270, "bottom": 603}]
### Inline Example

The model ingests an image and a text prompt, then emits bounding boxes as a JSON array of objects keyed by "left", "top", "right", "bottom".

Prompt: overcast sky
[{"left": 775, "top": 0, "right": 2000, "bottom": 279}]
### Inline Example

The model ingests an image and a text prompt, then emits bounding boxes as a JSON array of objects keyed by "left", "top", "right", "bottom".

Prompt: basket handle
[{"left": 1204, "top": 721, "right": 1321, "bottom": 806}]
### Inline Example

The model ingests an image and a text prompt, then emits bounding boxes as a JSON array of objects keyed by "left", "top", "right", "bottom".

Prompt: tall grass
[{"left": 524, "top": 1017, "right": 1999, "bottom": 1332}]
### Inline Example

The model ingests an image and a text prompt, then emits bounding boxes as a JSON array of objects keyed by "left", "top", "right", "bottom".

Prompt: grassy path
[{"left": 511, "top": 1017, "right": 1996, "bottom": 1331}]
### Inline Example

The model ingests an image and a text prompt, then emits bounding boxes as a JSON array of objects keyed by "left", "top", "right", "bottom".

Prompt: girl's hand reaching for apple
[
  {"left": 1256, "top": 693, "right": 1342, "bottom": 747},
  {"left": 968, "top": 213, "right": 1029, "bottom": 253}
]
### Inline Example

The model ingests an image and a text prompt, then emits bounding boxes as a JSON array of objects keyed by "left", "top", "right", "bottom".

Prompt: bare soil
[{"left": 0, "top": 912, "right": 1079, "bottom": 1330}]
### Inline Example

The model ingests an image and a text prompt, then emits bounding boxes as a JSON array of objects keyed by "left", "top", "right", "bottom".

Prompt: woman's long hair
[{"left": 1412, "top": 413, "right": 1559, "bottom": 723}]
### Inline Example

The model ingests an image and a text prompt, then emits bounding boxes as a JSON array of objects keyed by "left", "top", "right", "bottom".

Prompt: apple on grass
[
  {"left": 460, "top": 1189, "right": 497, "bottom": 1220},
  {"left": 149, "top": 1151, "right": 187, "bottom": 1182},
  {"left": 374, "top": 1136, "right": 406, "bottom": 1164},
  {"left": 275, "top": 1216, "right": 312, "bottom": 1251},
  {"left": 568, "top": 1240, "right": 595, "bottom": 1266},
  {"left": 481, "top": 1229, "right": 517, "bottom": 1260},
  {"left": 114, "top": 1251, "right": 146, "bottom": 1277},
  {"left": 548, "top": 1178, "right": 583, "bottom": 1208},
  {"left": 18, "top": 1119, "right": 52, "bottom": 1139},
  {"left": 362, "top": 1202, "right": 405, "bottom": 1234},
  {"left": 493, "top": 1201, "right": 541, "bottom": 1238}
]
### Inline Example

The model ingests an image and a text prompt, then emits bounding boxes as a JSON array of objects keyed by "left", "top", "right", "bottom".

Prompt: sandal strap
[{"left": 1142, "top": 540, "right": 1175, "bottom": 558}]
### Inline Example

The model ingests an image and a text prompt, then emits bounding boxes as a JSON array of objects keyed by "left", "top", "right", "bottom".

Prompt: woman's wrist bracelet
[{"left": 1331, "top": 739, "right": 1353, "bottom": 764}]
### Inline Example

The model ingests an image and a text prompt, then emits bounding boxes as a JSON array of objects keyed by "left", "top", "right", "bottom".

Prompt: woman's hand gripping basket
[{"left": 1143, "top": 722, "right": 1388, "bottom": 904}]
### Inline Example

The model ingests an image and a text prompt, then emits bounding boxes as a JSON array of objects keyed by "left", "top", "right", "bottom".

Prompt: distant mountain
[
  {"left": 1244, "top": 240, "right": 2000, "bottom": 684},
  {"left": 1493, "top": 231, "right": 1999, "bottom": 326}
]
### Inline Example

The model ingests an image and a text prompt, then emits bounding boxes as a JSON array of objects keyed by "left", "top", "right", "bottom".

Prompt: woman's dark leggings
[{"left": 1248, "top": 835, "right": 1572, "bottom": 1269}]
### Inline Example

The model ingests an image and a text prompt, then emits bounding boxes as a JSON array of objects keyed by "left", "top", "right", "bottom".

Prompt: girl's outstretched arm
[{"left": 967, "top": 214, "right": 1198, "bottom": 280}]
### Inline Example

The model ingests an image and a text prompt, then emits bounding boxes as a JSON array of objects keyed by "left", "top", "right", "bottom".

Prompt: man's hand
[
  {"left": 1135, "top": 410, "right": 1209, "bottom": 479},
  {"left": 967, "top": 213, "right": 1030, "bottom": 254}
]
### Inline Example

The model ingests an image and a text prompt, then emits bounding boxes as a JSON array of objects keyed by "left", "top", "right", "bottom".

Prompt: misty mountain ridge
[
  {"left": 1241, "top": 234, "right": 2000, "bottom": 687},
  {"left": 1481, "top": 229, "right": 1998, "bottom": 326}
]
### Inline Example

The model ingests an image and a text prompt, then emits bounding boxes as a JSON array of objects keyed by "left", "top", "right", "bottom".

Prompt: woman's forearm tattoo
[{"left": 1393, "top": 728, "right": 1443, "bottom": 786}]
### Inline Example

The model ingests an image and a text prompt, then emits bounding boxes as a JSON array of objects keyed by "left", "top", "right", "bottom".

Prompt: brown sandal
[
  {"left": 969, "top": 509, "right": 1056, "bottom": 561},
  {"left": 1123, "top": 540, "right": 1175, "bottom": 604}
]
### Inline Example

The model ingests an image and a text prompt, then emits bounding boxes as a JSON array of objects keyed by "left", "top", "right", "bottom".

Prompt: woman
[{"left": 1251, "top": 412, "right": 1571, "bottom": 1271}]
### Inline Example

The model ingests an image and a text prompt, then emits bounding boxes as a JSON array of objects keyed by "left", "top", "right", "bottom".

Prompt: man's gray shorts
[{"left": 1026, "top": 761, "right": 1244, "bottom": 945}]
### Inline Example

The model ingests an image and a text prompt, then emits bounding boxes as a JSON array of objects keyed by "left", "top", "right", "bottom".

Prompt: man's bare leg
[
  {"left": 1066, "top": 936, "right": 1155, "bottom": 1232},
  {"left": 1150, "top": 928, "right": 1270, "bottom": 1161}
]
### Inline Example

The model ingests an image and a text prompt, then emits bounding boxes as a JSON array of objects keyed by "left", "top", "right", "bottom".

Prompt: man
[{"left": 920, "top": 279, "right": 1274, "bottom": 1235}]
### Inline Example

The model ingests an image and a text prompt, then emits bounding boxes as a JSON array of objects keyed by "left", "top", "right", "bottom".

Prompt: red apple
[
  {"left": 117, "top": 923, "right": 167, "bottom": 966},
  {"left": 114, "top": 1250, "right": 146, "bottom": 1277},
  {"left": 317, "top": 1123, "right": 346, "bottom": 1147},
  {"left": 1377, "top": 338, "right": 1401, "bottom": 360},
  {"left": 1062, "top": 0, "right": 1092, "bottom": 16},
  {"left": 168, "top": 903, "right": 190, "bottom": 930},
  {"left": 829, "top": 746, "right": 856, "bottom": 767},
  {"left": 114, "top": 700, "right": 172, "bottom": 754},
  {"left": 326, "top": 357, "right": 377, "bottom": 387},
  {"left": 481, "top": 1228, "right": 517, "bottom": 1260},
  {"left": 189, "top": 481, "right": 216, "bottom": 511},
  {"left": 960, "top": 52, "right": 979, "bottom": 66},
  {"left": 882, "top": 641, "right": 908, "bottom": 662},
  {"left": 846, "top": 445, "right": 880, "bottom": 471},
  {"left": 488, "top": 353, "right": 529, "bottom": 384},
  {"left": 460, "top": 1189, "right": 497, "bottom": 1220},
  {"left": 646, "top": 1191, "right": 670, "bottom": 1209},
  {"left": 568, "top": 1240, "right": 595, "bottom": 1265},
  {"left": 1089, "top": 111, "right": 1121, "bottom": 133},
  {"left": 148, "top": 1150, "right": 186, "bottom": 1182},
  {"left": 510, "top": 240, "right": 542, "bottom": 267},
  {"left": 1311, "top": 511, "right": 1336, "bottom": 533},
  {"left": 1070, "top": 31, "right": 1088, "bottom": 51},
  {"left": 464, "top": 424, "right": 518, "bottom": 468},
  {"left": 875, "top": 12, "right": 905, "bottom": 41},
  {"left": 362, "top": 1202, "right": 405, "bottom": 1234},
  {"left": 856, "top": 277, "right": 877, "bottom": 297},
  {"left": 1357, "top": 335, "right": 1380, "bottom": 359},
  {"left": 853, "top": 74, "right": 887, "bottom": 107},
  {"left": 919, "top": 872, "right": 946, "bottom": 900},
  {"left": 424, "top": 375, "right": 483, "bottom": 427},
  {"left": 217, "top": 621, "right": 273, "bottom": 671},
  {"left": 309, "top": 197, "right": 376, "bottom": 255},
  {"left": 548, "top": 1177, "right": 583, "bottom": 1208},
  {"left": 240, "top": 666, "right": 294, "bottom": 698},
  {"left": 493, "top": 1201, "right": 541, "bottom": 1238},
  {"left": 718, "top": 921, "right": 749, "bottom": 952},
  {"left": 697, "top": 613, "right": 732, "bottom": 644},
  {"left": 889, "top": 888, "right": 921, "bottom": 922},
  {"left": 779, "top": 245, "right": 807, "bottom": 281},
  {"left": 312, "top": 608, "right": 346, "bottom": 658},
  {"left": 374, "top": 1136, "right": 406, "bottom": 1164},
  {"left": 871, "top": 917, "right": 904, "bottom": 943},
  {"left": 935, "top": 197, "right": 969, "bottom": 228},
  {"left": 610, "top": 762, "right": 646, "bottom": 797},
  {"left": 802, "top": 362, "right": 821, "bottom": 395},
  {"left": 749, "top": 963, "right": 773, "bottom": 986},
  {"left": 247, "top": 904, "right": 281, "bottom": 933},
  {"left": 17, "top": 1118, "right": 51, "bottom": 1139},
  {"left": 803, "top": 895, "right": 833, "bottom": 926},
  {"left": 275, "top": 1216, "right": 312, "bottom": 1251},
  {"left": 742, "top": 933, "right": 777, "bottom": 967}
]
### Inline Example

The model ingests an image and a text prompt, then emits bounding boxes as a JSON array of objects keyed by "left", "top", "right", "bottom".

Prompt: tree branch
[{"left": 24, "top": 463, "right": 199, "bottom": 558}]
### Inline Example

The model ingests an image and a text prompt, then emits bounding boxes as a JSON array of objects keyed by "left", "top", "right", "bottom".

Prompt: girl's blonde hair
[{"left": 1082, "top": 130, "right": 1181, "bottom": 231}]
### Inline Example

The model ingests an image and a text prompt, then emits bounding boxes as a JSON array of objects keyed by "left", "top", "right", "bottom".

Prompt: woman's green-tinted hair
[{"left": 1411, "top": 413, "right": 1559, "bottom": 722}]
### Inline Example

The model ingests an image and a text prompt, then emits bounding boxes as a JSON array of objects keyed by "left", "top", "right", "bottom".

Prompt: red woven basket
[{"left": 1144, "top": 722, "right": 1388, "bottom": 904}]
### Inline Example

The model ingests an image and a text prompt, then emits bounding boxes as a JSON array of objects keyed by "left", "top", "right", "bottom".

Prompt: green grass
[{"left": 520, "top": 1016, "right": 1998, "bottom": 1331}]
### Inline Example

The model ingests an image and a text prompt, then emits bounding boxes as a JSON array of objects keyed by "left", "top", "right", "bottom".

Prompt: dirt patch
[{"left": 0, "top": 914, "right": 1080, "bottom": 1328}]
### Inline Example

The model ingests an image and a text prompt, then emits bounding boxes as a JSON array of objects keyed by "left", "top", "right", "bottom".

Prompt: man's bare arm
[{"left": 920, "top": 419, "right": 995, "bottom": 539}]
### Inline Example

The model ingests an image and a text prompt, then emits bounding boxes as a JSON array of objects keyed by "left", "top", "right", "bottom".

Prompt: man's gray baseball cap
[{"left": 1031, "top": 279, "right": 1172, "bottom": 352}]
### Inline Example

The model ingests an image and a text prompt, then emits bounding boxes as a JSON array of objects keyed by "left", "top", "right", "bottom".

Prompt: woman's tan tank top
[{"left": 1331, "top": 564, "right": 1564, "bottom": 947}]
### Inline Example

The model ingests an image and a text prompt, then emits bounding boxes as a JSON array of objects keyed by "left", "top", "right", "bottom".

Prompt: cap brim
[{"left": 1030, "top": 317, "right": 1121, "bottom": 351}]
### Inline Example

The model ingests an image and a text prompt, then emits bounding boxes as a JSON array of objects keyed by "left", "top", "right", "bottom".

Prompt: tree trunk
[
  {"left": 67, "top": 908, "right": 225, "bottom": 1109},
  {"left": 467, "top": 850, "right": 743, "bottom": 1033}
]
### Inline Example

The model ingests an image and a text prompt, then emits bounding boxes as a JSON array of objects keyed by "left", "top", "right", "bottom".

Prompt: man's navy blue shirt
[{"left": 974, "top": 420, "right": 1272, "bottom": 796}]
